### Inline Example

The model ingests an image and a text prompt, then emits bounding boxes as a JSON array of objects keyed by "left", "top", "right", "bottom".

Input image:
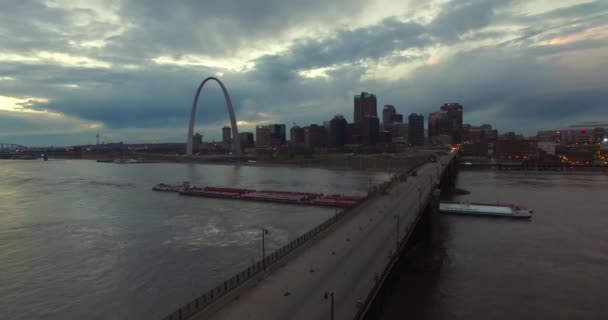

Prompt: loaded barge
[
  {"left": 439, "top": 201, "right": 533, "bottom": 219},
  {"left": 152, "top": 183, "right": 366, "bottom": 208}
]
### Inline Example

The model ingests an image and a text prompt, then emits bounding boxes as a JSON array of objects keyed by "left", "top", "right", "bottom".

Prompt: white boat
[{"left": 439, "top": 201, "right": 532, "bottom": 219}]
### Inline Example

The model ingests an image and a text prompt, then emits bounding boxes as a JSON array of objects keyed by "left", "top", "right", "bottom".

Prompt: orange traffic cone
[{"left": 283, "top": 287, "right": 291, "bottom": 296}]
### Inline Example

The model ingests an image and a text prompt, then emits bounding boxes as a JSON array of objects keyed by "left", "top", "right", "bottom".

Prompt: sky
[{"left": 0, "top": 0, "right": 607, "bottom": 146}]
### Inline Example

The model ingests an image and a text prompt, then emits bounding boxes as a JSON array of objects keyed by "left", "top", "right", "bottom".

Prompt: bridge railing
[{"left": 161, "top": 200, "right": 364, "bottom": 320}]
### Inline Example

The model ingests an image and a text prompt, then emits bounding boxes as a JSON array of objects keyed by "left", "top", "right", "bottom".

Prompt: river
[
  {"left": 384, "top": 169, "right": 608, "bottom": 319},
  {"left": 0, "top": 159, "right": 387, "bottom": 320}
]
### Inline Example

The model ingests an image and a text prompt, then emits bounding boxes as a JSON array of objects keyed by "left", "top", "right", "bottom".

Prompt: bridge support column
[{"left": 425, "top": 189, "right": 441, "bottom": 259}]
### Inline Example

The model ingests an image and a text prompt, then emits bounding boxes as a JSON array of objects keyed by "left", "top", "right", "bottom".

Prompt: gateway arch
[{"left": 186, "top": 77, "right": 242, "bottom": 156}]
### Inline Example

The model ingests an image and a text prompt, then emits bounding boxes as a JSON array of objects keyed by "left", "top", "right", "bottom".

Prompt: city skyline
[{"left": 0, "top": 0, "right": 607, "bottom": 145}]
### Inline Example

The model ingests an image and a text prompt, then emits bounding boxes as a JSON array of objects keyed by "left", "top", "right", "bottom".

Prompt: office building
[
  {"left": 382, "top": 105, "right": 396, "bottom": 124},
  {"left": 290, "top": 126, "right": 305, "bottom": 146},
  {"left": 328, "top": 115, "right": 348, "bottom": 147},
  {"left": 354, "top": 92, "right": 377, "bottom": 124},
  {"left": 408, "top": 113, "right": 424, "bottom": 146},
  {"left": 239, "top": 132, "right": 254, "bottom": 148},
  {"left": 255, "top": 125, "right": 271, "bottom": 148},
  {"left": 304, "top": 124, "right": 327, "bottom": 149},
  {"left": 362, "top": 116, "right": 380, "bottom": 146}
]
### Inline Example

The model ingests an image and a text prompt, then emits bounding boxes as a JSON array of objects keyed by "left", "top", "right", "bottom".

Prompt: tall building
[
  {"left": 304, "top": 124, "right": 327, "bottom": 149},
  {"left": 328, "top": 115, "right": 348, "bottom": 147},
  {"left": 428, "top": 111, "right": 449, "bottom": 137},
  {"left": 354, "top": 92, "right": 377, "bottom": 124},
  {"left": 255, "top": 125, "right": 271, "bottom": 148},
  {"left": 239, "top": 132, "right": 254, "bottom": 148},
  {"left": 192, "top": 133, "right": 203, "bottom": 153},
  {"left": 382, "top": 105, "right": 396, "bottom": 124},
  {"left": 362, "top": 116, "right": 380, "bottom": 146},
  {"left": 267, "top": 124, "right": 286, "bottom": 145},
  {"left": 440, "top": 103, "right": 464, "bottom": 143},
  {"left": 290, "top": 126, "right": 305, "bottom": 146},
  {"left": 222, "top": 126, "right": 231, "bottom": 144},
  {"left": 408, "top": 113, "right": 424, "bottom": 146},
  {"left": 393, "top": 113, "right": 403, "bottom": 123}
]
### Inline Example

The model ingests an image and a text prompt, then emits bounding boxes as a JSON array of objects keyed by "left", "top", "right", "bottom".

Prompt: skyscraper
[
  {"left": 408, "top": 113, "right": 424, "bottom": 146},
  {"left": 440, "top": 103, "right": 463, "bottom": 143},
  {"left": 362, "top": 116, "right": 380, "bottom": 146},
  {"left": 382, "top": 105, "right": 396, "bottom": 124},
  {"left": 354, "top": 92, "right": 377, "bottom": 124}
]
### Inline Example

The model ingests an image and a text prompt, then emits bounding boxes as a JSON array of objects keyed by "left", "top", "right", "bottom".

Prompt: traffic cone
[
  {"left": 283, "top": 287, "right": 291, "bottom": 296},
  {"left": 309, "top": 265, "right": 315, "bottom": 273}
]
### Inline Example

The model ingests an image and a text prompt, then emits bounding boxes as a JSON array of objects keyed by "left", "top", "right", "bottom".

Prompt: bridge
[
  {"left": 0, "top": 143, "right": 38, "bottom": 159},
  {"left": 162, "top": 150, "right": 458, "bottom": 320}
]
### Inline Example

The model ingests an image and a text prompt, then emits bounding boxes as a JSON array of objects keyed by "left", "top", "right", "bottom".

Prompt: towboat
[{"left": 439, "top": 201, "right": 532, "bottom": 219}]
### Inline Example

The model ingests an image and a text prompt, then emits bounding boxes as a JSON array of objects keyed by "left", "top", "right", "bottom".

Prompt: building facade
[
  {"left": 354, "top": 92, "right": 377, "bottom": 124},
  {"left": 239, "top": 132, "right": 254, "bottom": 149},
  {"left": 408, "top": 113, "right": 424, "bottom": 146},
  {"left": 382, "top": 105, "right": 396, "bottom": 124},
  {"left": 255, "top": 125, "right": 272, "bottom": 148},
  {"left": 328, "top": 115, "right": 348, "bottom": 147},
  {"left": 304, "top": 124, "right": 327, "bottom": 149}
]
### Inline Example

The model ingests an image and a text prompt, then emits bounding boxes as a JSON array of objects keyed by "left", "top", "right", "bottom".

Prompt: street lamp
[{"left": 261, "top": 228, "right": 269, "bottom": 270}]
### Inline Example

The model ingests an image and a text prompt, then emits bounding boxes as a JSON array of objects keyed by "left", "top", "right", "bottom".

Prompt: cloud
[{"left": 0, "top": 0, "right": 607, "bottom": 144}]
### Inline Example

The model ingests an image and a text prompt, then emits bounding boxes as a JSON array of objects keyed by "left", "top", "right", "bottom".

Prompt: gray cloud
[{"left": 0, "top": 0, "right": 607, "bottom": 144}]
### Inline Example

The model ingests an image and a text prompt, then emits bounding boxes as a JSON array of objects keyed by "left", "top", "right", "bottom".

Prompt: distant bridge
[{"left": 0, "top": 143, "right": 30, "bottom": 153}]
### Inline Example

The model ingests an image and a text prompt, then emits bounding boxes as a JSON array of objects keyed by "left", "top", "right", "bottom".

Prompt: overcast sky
[{"left": 0, "top": 0, "right": 607, "bottom": 146}]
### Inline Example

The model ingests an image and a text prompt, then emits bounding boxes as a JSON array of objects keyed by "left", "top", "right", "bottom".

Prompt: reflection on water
[
  {"left": 0, "top": 160, "right": 387, "bottom": 320},
  {"left": 384, "top": 170, "right": 608, "bottom": 319}
]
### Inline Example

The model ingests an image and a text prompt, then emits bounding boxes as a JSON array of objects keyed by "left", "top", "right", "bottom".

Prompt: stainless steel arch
[{"left": 186, "top": 77, "right": 242, "bottom": 156}]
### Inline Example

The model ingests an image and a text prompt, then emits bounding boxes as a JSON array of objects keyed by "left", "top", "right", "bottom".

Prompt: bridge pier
[{"left": 358, "top": 188, "right": 442, "bottom": 320}]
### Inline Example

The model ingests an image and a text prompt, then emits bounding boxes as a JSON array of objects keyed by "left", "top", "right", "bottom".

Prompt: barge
[
  {"left": 153, "top": 183, "right": 366, "bottom": 208},
  {"left": 439, "top": 201, "right": 533, "bottom": 219}
]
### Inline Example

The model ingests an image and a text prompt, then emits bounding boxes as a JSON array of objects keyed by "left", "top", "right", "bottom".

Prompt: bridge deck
[{"left": 194, "top": 156, "right": 450, "bottom": 320}]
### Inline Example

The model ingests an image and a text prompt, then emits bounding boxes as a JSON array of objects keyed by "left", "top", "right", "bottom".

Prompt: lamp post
[{"left": 262, "top": 228, "right": 269, "bottom": 270}]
